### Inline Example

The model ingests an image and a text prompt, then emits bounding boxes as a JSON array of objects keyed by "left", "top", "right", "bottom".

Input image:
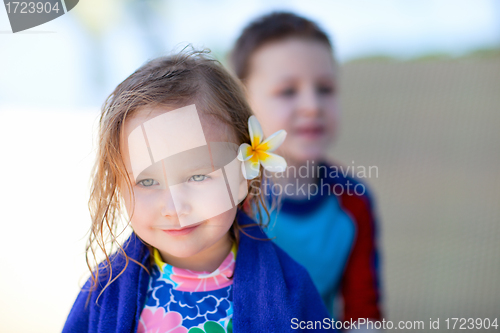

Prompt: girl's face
[
  {"left": 119, "top": 106, "right": 239, "bottom": 267},
  {"left": 245, "top": 38, "right": 339, "bottom": 166}
]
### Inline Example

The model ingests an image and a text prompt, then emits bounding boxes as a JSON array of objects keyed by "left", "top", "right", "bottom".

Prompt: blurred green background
[{"left": 334, "top": 52, "right": 500, "bottom": 327}]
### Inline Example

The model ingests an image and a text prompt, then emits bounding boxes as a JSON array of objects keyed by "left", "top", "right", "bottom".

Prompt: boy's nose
[{"left": 298, "top": 87, "right": 320, "bottom": 117}]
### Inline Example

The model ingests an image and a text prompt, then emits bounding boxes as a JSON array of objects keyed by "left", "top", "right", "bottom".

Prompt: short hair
[{"left": 229, "top": 11, "right": 334, "bottom": 81}]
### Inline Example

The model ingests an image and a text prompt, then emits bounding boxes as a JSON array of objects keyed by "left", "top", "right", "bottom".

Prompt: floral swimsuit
[{"left": 137, "top": 245, "right": 236, "bottom": 333}]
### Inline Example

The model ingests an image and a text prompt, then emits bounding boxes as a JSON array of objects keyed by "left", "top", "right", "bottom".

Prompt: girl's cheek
[
  {"left": 134, "top": 190, "right": 156, "bottom": 208},
  {"left": 127, "top": 190, "right": 155, "bottom": 218}
]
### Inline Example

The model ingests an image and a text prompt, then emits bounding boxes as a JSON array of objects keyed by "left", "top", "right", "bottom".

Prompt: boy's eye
[
  {"left": 279, "top": 87, "right": 296, "bottom": 97},
  {"left": 189, "top": 175, "right": 208, "bottom": 182},
  {"left": 138, "top": 179, "right": 158, "bottom": 187},
  {"left": 317, "top": 85, "right": 335, "bottom": 95}
]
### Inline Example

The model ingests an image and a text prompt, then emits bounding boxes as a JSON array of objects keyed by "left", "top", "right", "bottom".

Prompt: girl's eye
[
  {"left": 138, "top": 179, "right": 158, "bottom": 187},
  {"left": 189, "top": 175, "right": 208, "bottom": 182}
]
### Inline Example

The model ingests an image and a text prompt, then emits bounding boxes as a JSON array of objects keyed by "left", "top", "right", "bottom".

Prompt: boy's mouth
[{"left": 294, "top": 125, "right": 325, "bottom": 139}]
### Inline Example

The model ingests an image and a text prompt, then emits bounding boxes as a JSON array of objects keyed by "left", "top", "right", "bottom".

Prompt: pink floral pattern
[
  {"left": 137, "top": 308, "right": 188, "bottom": 333},
  {"left": 139, "top": 245, "right": 236, "bottom": 332},
  {"left": 171, "top": 250, "right": 235, "bottom": 292}
]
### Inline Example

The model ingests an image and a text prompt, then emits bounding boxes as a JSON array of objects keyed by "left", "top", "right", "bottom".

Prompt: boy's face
[
  {"left": 119, "top": 105, "right": 247, "bottom": 263},
  {"left": 246, "top": 38, "right": 339, "bottom": 166}
]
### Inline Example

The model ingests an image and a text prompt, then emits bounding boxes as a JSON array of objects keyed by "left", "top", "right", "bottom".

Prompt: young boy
[{"left": 230, "top": 12, "right": 383, "bottom": 325}]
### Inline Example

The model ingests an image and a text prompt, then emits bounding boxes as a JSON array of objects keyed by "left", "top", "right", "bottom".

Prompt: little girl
[{"left": 63, "top": 50, "right": 333, "bottom": 332}]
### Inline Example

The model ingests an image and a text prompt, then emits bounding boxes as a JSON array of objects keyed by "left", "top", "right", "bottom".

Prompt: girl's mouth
[{"left": 162, "top": 223, "right": 201, "bottom": 236}]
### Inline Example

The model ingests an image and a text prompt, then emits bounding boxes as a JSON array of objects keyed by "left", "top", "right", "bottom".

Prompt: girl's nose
[
  {"left": 160, "top": 186, "right": 190, "bottom": 218},
  {"left": 160, "top": 187, "right": 177, "bottom": 217}
]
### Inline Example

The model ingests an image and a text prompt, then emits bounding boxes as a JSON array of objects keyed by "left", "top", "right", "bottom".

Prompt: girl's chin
[{"left": 158, "top": 246, "right": 203, "bottom": 260}]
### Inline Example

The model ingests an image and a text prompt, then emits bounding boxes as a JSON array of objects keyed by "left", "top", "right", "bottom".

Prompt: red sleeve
[{"left": 338, "top": 189, "right": 382, "bottom": 322}]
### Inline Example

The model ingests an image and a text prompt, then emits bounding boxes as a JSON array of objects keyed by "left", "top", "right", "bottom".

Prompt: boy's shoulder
[{"left": 320, "top": 160, "right": 377, "bottom": 206}]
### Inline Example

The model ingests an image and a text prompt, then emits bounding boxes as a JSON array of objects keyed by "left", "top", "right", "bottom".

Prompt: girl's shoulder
[
  {"left": 89, "top": 233, "right": 151, "bottom": 292},
  {"left": 320, "top": 160, "right": 378, "bottom": 210},
  {"left": 63, "top": 233, "right": 151, "bottom": 333}
]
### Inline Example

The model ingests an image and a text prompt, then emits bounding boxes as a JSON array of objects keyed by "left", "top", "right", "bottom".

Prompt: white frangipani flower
[{"left": 237, "top": 116, "right": 287, "bottom": 180}]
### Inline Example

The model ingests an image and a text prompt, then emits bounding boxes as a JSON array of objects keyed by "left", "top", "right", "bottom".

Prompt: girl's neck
[{"left": 158, "top": 232, "right": 233, "bottom": 272}]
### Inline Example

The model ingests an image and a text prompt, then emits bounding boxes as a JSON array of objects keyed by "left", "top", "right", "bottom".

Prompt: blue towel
[{"left": 63, "top": 210, "right": 334, "bottom": 332}]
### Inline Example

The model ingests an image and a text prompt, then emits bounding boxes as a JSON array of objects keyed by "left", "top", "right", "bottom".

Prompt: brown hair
[
  {"left": 86, "top": 48, "right": 269, "bottom": 300},
  {"left": 229, "top": 11, "right": 334, "bottom": 81}
]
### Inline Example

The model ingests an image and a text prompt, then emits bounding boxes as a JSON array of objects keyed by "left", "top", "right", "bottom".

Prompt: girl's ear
[{"left": 237, "top": 178, "right": 249, "bottom": 203}]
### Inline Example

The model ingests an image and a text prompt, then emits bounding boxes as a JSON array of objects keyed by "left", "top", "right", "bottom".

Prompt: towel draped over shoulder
[{"left": 63, "top": 210, "right": 334, "bottom": 332}]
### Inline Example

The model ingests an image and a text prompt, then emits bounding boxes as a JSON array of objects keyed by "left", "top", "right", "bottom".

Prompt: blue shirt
[
  {"left": 262, "top": 163, "right": 383, "bottom": 322},
  {"left": 265, "top": 191, "right": 355, "bottom": 316}
]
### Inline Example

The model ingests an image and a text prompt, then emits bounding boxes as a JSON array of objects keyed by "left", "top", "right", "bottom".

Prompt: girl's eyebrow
[{"left": 178, "top": 160, "right": 215, "bottom": 173}]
